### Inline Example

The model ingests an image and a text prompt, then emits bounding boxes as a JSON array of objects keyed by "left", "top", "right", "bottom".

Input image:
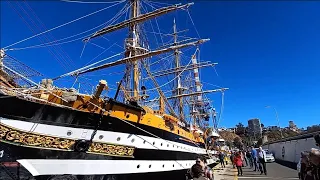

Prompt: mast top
[{"left": 83, "top": 2, "right": 194, "bottom": 42}]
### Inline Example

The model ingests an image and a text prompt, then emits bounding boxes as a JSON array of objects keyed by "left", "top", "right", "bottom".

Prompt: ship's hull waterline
[{"left": 0, "top": 93, "right": 218, "bottom": 179}]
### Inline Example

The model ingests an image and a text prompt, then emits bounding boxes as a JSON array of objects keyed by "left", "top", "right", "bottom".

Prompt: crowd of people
[
  {"left": 186, "top": 133, "right": 320, "bottom": 180},
  {"left": 186, "top": 146, "right": 268, "bottom": 179},
  {"left": 228, "top": 146, "right": 268, "bottom": 176}
]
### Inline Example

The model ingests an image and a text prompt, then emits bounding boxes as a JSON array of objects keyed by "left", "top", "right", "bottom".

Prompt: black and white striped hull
[{"left": 0, "top": 94, "right": 218, "bottom": 179}]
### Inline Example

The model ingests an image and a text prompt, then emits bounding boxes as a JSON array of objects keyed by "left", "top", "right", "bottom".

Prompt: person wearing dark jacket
[
  {"left": 218, "top": 152, "right": 225, "bottom": 168},
  {"left": 230, "top": 152, "right": 235, "bottom": 168},
  {"left": 246, "top": 151, "right": 253, "bottom": 168}
]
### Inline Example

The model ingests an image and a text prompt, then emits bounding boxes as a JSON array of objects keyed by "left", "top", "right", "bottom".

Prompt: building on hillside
[
  {"left": 248, "top": 118, "right": 262, "bottom": 140},
  {"left": 227, "top": 128, "right": 236, "bottom": 133},
  {"left": 288, "top": 120, "right": 299, "bottom": 132},
  {"left": 266, "top": 126, "right": 280, "bottom": 131}
]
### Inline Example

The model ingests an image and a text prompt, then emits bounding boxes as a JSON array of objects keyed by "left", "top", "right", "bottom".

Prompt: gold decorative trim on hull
[
  {"left": 89, "top": 143, "right": 135, "bottom": 157},
  {"left": 0, "top": 123, "right": 135, "bottom": 157}
]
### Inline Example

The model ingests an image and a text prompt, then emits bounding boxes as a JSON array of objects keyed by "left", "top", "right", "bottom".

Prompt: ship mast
[
  {"left": 173, "top": 19, "right": 184, "bottom": 120},
  {"left": 128, "top": 0, "right": 140, "bottom": 101}
]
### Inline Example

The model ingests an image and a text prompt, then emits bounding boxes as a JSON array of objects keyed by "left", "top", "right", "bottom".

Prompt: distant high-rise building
[{"left": 248, "top": 118, "right": 262, "bottom": 139}]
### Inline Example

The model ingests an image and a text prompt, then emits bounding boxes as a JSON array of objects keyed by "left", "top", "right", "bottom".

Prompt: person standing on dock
[
  {"left": 230, "top": 152, "right": 235, "bottom": 168},
  {"left": 251, "top": 146, "right": 259, "bottom": 171},
  {"left": 234, "top": 151, "right": 243, "bottom": 176},
  {"left": 246, "top": 150, "right": 253, "bottom": 168},
  {"left": 258, "top": 147, "right": 267, "bottom": 175},
  {"left": 218, "top": 151, "right": 226, "bottom": 168}
]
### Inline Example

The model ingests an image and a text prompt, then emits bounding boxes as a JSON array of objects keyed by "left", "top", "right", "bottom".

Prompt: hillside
[
  {"left": 219, "top": 130, "right": 241, "bottom": 142},
  {"left": 264, "top": 129, "right": 300, "bottom": 142}
]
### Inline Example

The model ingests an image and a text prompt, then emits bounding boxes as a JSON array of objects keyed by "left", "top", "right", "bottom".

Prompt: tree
[
  {"left": 306, "top": 125, "right": 320, "bottom": 133},
  {"left": 233, "top": 136, "right": 244, "bottom": 149},
  {"left": 235, "top": 123, "right": 246, "bottom": 136},
  {"left": 257, "top": 138, "right": 263, "bottom": 147},
  {"left": 236, "top": 123, "right": 244, "bottom": 128}
]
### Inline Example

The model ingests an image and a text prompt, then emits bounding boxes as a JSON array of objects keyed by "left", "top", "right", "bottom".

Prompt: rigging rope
[
  {"left": 104, "top": 55, "right": 194, "bottom": 93},
  {"left": 3, "top": 0, "right": 125, "bottom": 50},
  {"left": 8, "top": 33, "right": 89, "bottom": 51},
  {"left": 56, "top": 52, "right": 124, "bottom": 79},
  {"left": 22, "top": 0, "right": 76, "bottom": 69},
  {"left": 186, "top": 9, "right": 201, "bottom": 39},
  {"left": 8, "top": 1, "right": 129, "bottom": 51},
  {"left": 60, "top": 0, "right": 125, "bottom": 4},
  {"left": 84, "top": 43, "right": 120, "bottom": 66},
  {"left": 6, "top": 1, "right": 71, "bottom": 72}
]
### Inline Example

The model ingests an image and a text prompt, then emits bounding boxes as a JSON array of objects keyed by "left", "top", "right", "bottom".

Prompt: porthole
[
  {"left": 131, "top": 139, "right": 135, "bottom": 143},
  {"left": 137, "top": 165, "right": 140, "bottom": 168},
  {"left": 162, "top": 164, "right": 165, "bottom": 168},
  {"left": 173, "top": 164, "right": 174, "bottom": 167},
  {"left": 117, "top": 137, "right": 121, "bottom": 141},
  {"left": 161, "top": 143, "right": 163, "bottom": 146},
  {"left": 178, "top": 130, "right": 180, "bottom": 134},
  {"left": 153, "top": 142, "right": 155, "bottom": 145},
  {"left": 149, "top": 165, "right": 151, "bottom": 168},
  {"left": 143, "top": 140, "right": 146, "bottom": 144},
  {"left": 67, "top": 130, "right": 72, "bottom": 136},
  {"left": 99, "top": 135, "right": 104, "bottom": 140},
  {"left": 126, "top": 114, "right": 130, "bottom": 118},
  {"left": 173, "top": 145, "right": 174, "bottom": 147}
]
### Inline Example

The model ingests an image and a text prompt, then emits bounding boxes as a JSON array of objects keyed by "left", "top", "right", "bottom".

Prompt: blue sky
[{"left": 1, "top": 1, "right": 320, "bottom": 129}]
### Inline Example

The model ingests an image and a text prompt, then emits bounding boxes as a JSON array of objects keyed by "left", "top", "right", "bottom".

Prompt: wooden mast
[
  {"left": 173, "top": 19, "right": 184, "bottom": 120},
  {"left": 130, "top": 0, "right": 140, "bottom": 100}
]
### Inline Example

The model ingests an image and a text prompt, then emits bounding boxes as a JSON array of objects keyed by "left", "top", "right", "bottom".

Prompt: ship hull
[
  {"left": 1, "top": 141, "right": 217, "bottom": 180},
  {"left": 0, "top": 93, "right": 217, "bottom": 178}
]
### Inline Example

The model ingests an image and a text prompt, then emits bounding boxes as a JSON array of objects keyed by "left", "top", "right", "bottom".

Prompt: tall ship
[{"left": 0, "top": 0, "right": 227, "bottom": 179}]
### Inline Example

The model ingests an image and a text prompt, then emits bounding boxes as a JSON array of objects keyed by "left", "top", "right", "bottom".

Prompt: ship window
[
  {"left": 137, "top": 165, "right": 140, "bottom": 168},
  {"left": 67, "top": 131, "right": 72, "bottom": 136},
  {"left": 173, "top": 164, "right": 175, "bottom": 167},
  {"left": 173, "top": 145, "right": 174, "bottom": 147},
  {"left": 126, "top": 114, "right": 130, "bottom": 118},
  {"left": 178, "top": 130, "right": 180, "bottom": 134},
  {"left": 149, "top": 165, "right": 151, "bottom": 168},
  {"left": 131, "top": 139, "right": 135, "bottom": 143},
  {"left": 160, "top": 143, "right": 163, "bottom": 146},
  {"left": 143, "top": 140, "right": 146, "bottom": 144},
  {"left": 153, "top": 142, "right": 155, "bottom": 145},
  {"left": 99, "top": 135, "right": 104, "bottom": 140},
  {"left": 117, "top": 137, "right": 121, "bottom": 141},
  {"left": 167, "top": 144, "right": 169, "bottom": 147},
  {"left": 162, "top": 164, "right": 165, "bottom": 168}
]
